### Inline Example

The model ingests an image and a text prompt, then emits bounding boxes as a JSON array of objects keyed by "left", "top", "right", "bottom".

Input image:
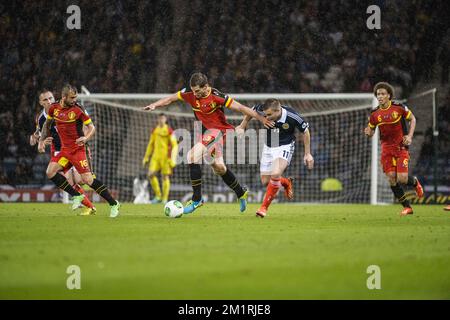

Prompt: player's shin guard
[
  {"left": 50, "top": 174, "right": 81, "bottom": 197},
  {"left": 150, "top": 176, "right": 162, "bottom": 199},
  {"left": 220, "top": 169, "right": 245, "bottom": 198},
  {"left": 189, "top": 164, "right": 202, "bottom": 202},
  {"left": 162, "top": 178, "right": 170, "bottom": 202},
  {"left": 390, "top": 183, "right": 411, "bottom": 208},
  {"left": 262, "top": 178, "right": 281, "bottom": 209},
  {"left": 89, "top": 178, "right": 117, "bottom": 206},
  {"left": 74, "top": 184, "right": 94, "bottom": 209}
]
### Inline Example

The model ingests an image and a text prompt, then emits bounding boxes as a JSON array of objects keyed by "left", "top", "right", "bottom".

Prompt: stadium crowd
[
  {"left": 415, "top": 91, "right": 450, "bottom": 187},
  {"left": 0, "top": 0, "right": 448, "bottom": 186}
]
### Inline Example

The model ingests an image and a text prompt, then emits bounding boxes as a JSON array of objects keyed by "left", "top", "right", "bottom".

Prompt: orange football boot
[
  {"left": 284, "top": 177, "right": 294, "bottom": 200},
  {"left": 414, "top": 177, "right": 424, "bottom": 198},
  {"left": 256, "top": 206, "right": 267, "bottom": 218},
  {"left": 400, "top": 207, "right": 413, "bottom": 216}
]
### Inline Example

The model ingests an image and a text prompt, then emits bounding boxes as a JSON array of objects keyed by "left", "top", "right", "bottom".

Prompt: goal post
[
  {"left": 399, "top": 88, "right": 438, "bottom": 204},
  {"left": 78, "top": 91, "right": 391, "bottom": 204}
]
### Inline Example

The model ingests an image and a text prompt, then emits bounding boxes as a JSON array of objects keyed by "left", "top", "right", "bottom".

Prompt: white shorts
[{"left": 260, "top": 142, "right": 295, "bottom": 174}]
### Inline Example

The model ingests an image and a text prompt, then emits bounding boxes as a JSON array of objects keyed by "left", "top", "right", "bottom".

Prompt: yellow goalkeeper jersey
[{"left": 143, "top": 124, "right": 178, "bottom": 161}]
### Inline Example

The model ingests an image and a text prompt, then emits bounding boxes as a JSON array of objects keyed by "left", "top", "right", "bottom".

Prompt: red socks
[
  {"left": 262, "top": 178, "right": 281, "bottom": 209},
  {"left": 74, "top": 184, "right": 95, "bottom": 209},
  {"left": 280, "top": 177, "right": 290, "bottom": 189}
]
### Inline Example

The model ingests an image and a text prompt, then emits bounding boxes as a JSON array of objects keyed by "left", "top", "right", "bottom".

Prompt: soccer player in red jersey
[
  {"left": 143, "top": 72, "right": 274, "bottom": 214},
  {"left": 364, "top": 82, "right": 424, "bottom": 216},
  {"left": 30, "top": 89, "right": 96, "bottom": 215},
  {"left": 38, "top": 84, "right": 120, "bottom": 218}
]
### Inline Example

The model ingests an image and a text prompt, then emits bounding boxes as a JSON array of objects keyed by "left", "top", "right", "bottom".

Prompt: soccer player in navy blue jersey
[{"left": 237, "top": 98, "right": 314, "bottom": 217}]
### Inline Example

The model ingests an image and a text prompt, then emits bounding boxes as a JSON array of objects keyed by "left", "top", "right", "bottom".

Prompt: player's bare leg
[
  {"left": 257, "top": 158, "right": 289, "bottom": 218},
  {"left": 148, "top": 170, "right": 162, "bottom": 203},
  {"left": 46, "top": 162, "right": 84, "bottom": 210},
  {"left": 80, "top": 172, "right": 120, "bottom": 218},
  {"left": 211, "top": 156, "right": 248, "bottom": 212},
  {"left": 387, "top": 172, "right": 413, "bottom": 216},
  {"left": 70, "top": 168, "right": 96, "bottom": 215},
  {"left": 260, "top": 175, "right": 271, "bottom": 186},
  {"left": 184, "top": 142, "right": 206, "bottom": 214},
  {"left": 444, "top": 205, "right": 450, "bottom": 211}
]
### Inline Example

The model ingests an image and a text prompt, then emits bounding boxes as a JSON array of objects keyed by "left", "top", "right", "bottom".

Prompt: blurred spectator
[{"left": 416, "top": 91, "right": 450, "bottom": 186}]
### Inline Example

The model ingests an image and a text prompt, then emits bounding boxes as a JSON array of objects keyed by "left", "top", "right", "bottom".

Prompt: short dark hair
[
  {"left": 373, "top": 82, "right": 394, "bottom": 99},
  {"left": 38, "top": 88, "right": 52, "bottom": 99},
  {"left": 262, "top": 98, "right": 281, "bottom": 111},
  {"left": 158, "top": 113, "right": 166, "bottom": 117},
  {"left": 61, "top": 84, "right": 77, "bottom": 97},
  {"left": 189, "top": 72, "right": 208, "bottom": 87},
  {"left": 39, "top": 88, "right": 51, "bottom": 95}
]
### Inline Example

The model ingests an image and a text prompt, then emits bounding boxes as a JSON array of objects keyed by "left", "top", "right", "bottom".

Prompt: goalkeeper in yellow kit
[{"left": 142, "top": 114, "right": 178, "bottom": 204}]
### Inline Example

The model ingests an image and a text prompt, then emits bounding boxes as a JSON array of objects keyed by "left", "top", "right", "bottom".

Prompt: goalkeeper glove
[{"left": 169, "top": 159, "right": 176, "bottom": 168}]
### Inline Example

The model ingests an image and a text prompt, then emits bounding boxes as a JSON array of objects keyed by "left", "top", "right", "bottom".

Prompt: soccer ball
[{"left": 164, "top": 200, "right": 184, "bottom": 218}]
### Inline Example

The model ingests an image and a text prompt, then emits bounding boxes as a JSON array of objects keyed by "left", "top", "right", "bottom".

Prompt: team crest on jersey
[
  {"left": 68, "top": 111, "right": 76, "bottom": 120},
  {"left": 282, "top": 123, "right": 289, "bottom": 129},
  {"left": 392, "top": 111, "right": 399, "bottom": 119},
  {"left": 209, "top": 102, "right": 217, "bottom": 110}
]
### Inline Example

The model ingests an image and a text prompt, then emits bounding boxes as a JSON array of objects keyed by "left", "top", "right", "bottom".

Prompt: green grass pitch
[{"left": 0, "top": 203, "right": 449, "bottom": 299}]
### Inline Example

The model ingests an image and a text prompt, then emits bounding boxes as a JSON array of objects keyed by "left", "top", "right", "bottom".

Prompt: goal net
[{"left": 78, "top": 93, "right": 393, "bottom": 204}]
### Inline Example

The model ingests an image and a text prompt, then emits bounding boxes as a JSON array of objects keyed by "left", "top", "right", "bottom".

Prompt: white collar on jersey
[
  {"left": 41, "top": 109, "right": 48, "bottom": 118},
  {"left": 277, "top": 107, "right": 287, "bottom": 123}
]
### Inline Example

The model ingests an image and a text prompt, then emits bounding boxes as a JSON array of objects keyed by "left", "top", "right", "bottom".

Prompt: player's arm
[
  {"left": 31, "top": 114, "right": 45, "bottom": 146},
  {"left": 143, "top": 93, "right": 179, "bottom": 111},
  {"left": 237, "top": 114, "right": 253, "bottom": 130},
  {"left": 82, "top": 124, "right": 94, "bottom": 143},
  {"left": 235, "top": 114, "right": 253, "bottom": 138},
  {"left": 364, "top": 115, "right": 376, "bottom": 138},
  {"left": 37, "top": 118, "right": 53, "bottom": 153},
  {"left": 294, "top": 116, "right": 313, "bottom": 169},
  {"left": 402, "top": 112, "right": 416, "bottom": 146},
  {"left": 236, "top": 104, "right": 263, "bottom": 136},
  {"left": 75, "top": 110, "right": 95, "bottom": 146},
  {"left": 29, "top": 127, "right": 40, "bottom": 146},
  {"left": 143, "top": 131, "right": 155, "bottom": 166},
  {"left": 76, "top": 123, "right": 95, "bottom": 146},
  {"left": 228, "top": 100, "right": 274, "bottom": 128},
  {"left": 301, "top": 128, "right": 314, "bottom": 170},
  {"left": 169, "top": 133, "right": 179, "bottom": 168},
  {"left": 364, "top": 126, "right": 375, "bottom": 137}
]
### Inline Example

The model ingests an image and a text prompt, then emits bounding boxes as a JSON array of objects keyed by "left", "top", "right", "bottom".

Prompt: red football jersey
[
  {"left": 47, "top": 102, "right": 92, "bottom": 150},
  {"left": 177, "top": 87, "right": 235, "bottom": 132},
  {"left": 368, "top": 101, "right": 412, "bottom": 148}
]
